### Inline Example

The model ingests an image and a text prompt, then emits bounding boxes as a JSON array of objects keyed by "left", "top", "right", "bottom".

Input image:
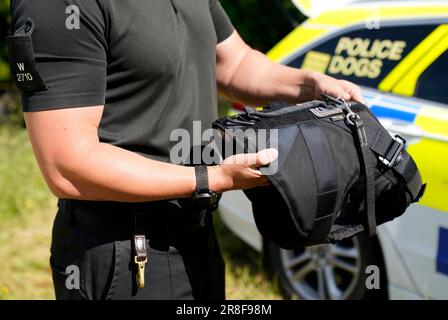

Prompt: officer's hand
[
  {"left": 311, "top": 72, "right": 365, "bottom": 104},
  {"left": 209, "top": 148, "right": 278, "bottom": 192}
]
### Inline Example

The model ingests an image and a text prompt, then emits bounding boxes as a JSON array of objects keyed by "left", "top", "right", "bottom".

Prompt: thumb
[{"left": 252, "top": 148, "right": 279, "bottom": 168}]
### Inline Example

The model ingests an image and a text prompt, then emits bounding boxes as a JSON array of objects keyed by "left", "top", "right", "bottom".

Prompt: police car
[{"left": 219, "top": 0, "right": 448, "bottom": 299}]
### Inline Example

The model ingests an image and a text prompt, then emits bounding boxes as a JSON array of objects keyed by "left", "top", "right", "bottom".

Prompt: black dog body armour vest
[{"left": 213, "top": 95, "right": 426, "bottom": 249}]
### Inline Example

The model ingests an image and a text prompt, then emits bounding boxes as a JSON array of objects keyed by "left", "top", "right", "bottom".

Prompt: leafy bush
[
  {"left": 221, "top": 0, "right": 305, "bottom": 52},
  {"left": 0, "top": 1, "right": 21, "bottom": 125},
  {"left": 0, "top": 0, "right": 10, "bottom": 83}
]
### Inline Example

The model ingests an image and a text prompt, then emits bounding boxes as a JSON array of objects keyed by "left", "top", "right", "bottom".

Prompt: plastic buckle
[{"left": 379, "top": 135, "right": 406, "bottom": 168}]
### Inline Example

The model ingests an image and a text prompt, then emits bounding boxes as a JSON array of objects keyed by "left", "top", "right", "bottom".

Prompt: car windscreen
[{"left": 415, "top": 49, "right": 448, "bottom": 106}]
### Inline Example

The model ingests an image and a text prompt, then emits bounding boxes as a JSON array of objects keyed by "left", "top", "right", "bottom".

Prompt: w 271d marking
[{"left": 16, "top": 63, "right": 33, "bottom": 82}]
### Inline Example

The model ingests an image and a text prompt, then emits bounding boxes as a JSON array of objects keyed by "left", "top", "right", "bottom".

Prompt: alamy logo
[
  {"left": 17, "top": 63, "right": 25, "bottom": 72},
  {"left": 65, "top": 265, "right": 80, "bottom": 290},
  {"left": 365, "top": 8, "right": 380, "bottom": 30},
  {"left": 365, "top": 265, "right": 380, "bottom": 290},
  {"left": 169, "top": 121, "right": 279, "bottom": 175},
  {"left": 65, "top": 5, "right": 80, "bottom": 30}
]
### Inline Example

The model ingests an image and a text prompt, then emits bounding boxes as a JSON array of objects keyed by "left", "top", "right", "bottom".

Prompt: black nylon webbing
[
  {"left": 352, "top": 117, "right": 377, "bottom": 236},
  {"left": 369, "top": 128, "right": 423, "bottom": 201},
  {"left": 393, "top": 152, "right": 423, "bottom": 201}
]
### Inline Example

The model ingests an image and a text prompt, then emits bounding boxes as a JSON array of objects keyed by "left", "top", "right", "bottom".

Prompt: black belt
[{"left": 57, "top": 198, "right": 212, "bottom": 241}]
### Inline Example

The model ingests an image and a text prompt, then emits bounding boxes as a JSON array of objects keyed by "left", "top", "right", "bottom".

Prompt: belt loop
[{"left": 134, "top": 211, "right": 145, "bottom": 235}]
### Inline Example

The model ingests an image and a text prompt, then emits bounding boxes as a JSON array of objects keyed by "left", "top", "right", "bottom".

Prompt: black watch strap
[{"left": 195, "top": 165, "right": 209, "bottom": 194}]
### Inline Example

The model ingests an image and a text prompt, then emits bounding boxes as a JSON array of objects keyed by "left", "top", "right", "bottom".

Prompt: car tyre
[{"left": 265, "top": 233, "right": 388, "bottom": 300}]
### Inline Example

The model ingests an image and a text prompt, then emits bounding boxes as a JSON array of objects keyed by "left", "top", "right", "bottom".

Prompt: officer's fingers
[
  {"left": 251, "top": 148, "right": 279, "bottom": 168},
  {"left": 340, "top": 80, "right": 365, "bottom": 104},
  {"left": 319, "top": 79, "right": 351, "bottom": 101},
  {"left": 223, "top": 148, "right": 278, "bottom": 169},
  {"left": 353, "top": 89, "right": 366, "bottom": 104},
  {"left": 223, "top": 152, "right": 256, "bottom": 167}
]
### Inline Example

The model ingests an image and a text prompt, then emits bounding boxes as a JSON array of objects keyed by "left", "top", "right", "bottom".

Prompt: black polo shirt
[{"left": 10, "top": 0, "right": 234, "bottom": 162}]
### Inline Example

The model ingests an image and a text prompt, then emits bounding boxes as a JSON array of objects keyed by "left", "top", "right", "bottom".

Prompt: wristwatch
[{"left": 191, "top": 165, "right": 220, "bottom": 209}]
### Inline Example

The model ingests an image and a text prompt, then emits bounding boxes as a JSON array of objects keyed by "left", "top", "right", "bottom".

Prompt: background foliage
[
  {"left": 221, "top": 0, "right": 305, "bottom": 52},
  {"left": 0, "top": 0, "right": 10, "bottom": 83}
]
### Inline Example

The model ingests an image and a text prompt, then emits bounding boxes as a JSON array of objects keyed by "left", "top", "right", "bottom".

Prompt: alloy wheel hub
[{"left": 279, "top": 239, "right": 361, "bottom": 300}]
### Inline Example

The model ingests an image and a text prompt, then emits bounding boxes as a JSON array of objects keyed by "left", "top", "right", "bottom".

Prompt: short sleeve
[
  {"left": 10, "top": 0, "right": 108, "bottom": 112},
  {"left": 209, "top": 0, "right": 234, "bottom": 43}
]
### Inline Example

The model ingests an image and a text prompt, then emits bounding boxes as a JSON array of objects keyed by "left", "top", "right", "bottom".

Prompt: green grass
[
  {"left": 0, "top": 124, "right": 281, "bottom": 300},
  {"left": 0, "top": 124, "right": 56, "bottom": 299},
  {"left": 0, "top": 124, "right": 55, "bottom": 221},
  {"left": 215, "top": 218, "right": 281, "bottom": 300}
]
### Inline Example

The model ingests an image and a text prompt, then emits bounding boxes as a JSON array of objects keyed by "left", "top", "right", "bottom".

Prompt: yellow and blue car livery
[{"left": 266, "top": 2, "right": 448, "bottom": 299}]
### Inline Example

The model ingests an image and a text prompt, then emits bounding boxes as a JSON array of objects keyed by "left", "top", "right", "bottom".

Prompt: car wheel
[{"left": 265, "top": 234, "right": 388, "bottom": 300}]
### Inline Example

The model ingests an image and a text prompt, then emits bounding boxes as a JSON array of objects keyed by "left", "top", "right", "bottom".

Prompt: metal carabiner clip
[
  {"left": 320, "top": 94, "right": 360, "bottom": 126},
  {"left": 339, "top": 99, "right": 360, "bottom": 126}
]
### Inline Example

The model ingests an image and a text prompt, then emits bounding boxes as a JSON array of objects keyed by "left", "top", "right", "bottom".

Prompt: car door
[{"left": 377, "top": 39, "right": 448, "bottom": 300}]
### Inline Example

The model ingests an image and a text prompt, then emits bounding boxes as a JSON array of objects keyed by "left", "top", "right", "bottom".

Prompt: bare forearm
[
  {"left": 216, "top": 31, "right": 364, "bottom": 108},
  {"left": 218, "top": 49, "right": 319, "bottom": 106},
  {"left": 45, "top": 141, "right": 198, "bottom": 202},
  {"left": 38, "top": 141, "right": 275, "bottom": 202},
  {"left": 25, "top": 107, "right": 230, "bottom": 202}
]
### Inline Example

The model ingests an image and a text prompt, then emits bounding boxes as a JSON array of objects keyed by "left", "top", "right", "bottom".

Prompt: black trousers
[{"left": 50, "top": 200, "right": 225, "bottom": 300}]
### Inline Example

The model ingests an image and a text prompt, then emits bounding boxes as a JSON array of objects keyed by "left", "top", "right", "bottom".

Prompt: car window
[
  {"left": 415, "top": 50, "right": 448, "bottom": 105},
  {"left": 288, "top": 24, "right": 438, "bottom": 89}
]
